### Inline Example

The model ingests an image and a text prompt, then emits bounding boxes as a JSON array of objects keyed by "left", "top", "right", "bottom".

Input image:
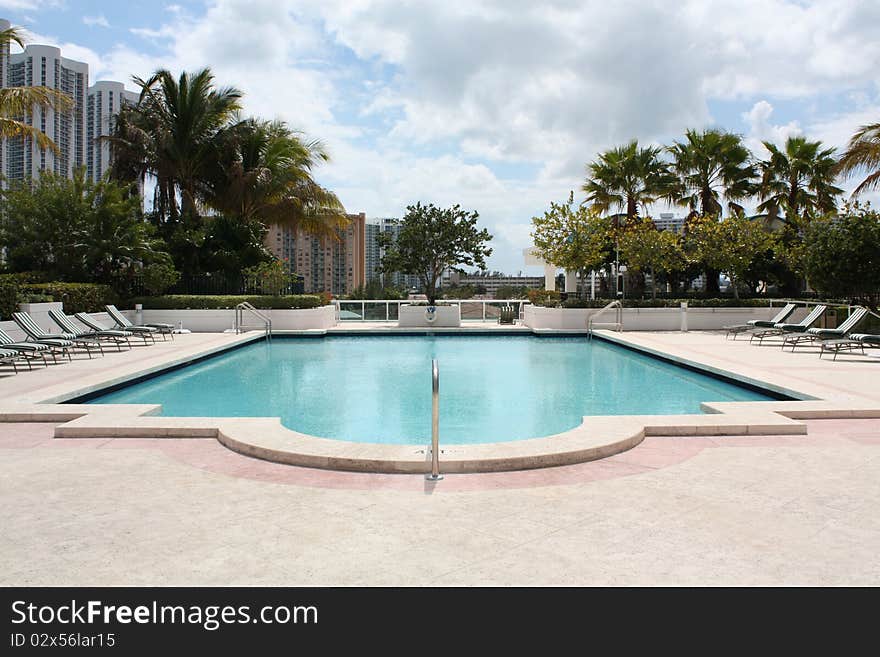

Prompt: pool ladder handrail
[
  {"left": 426, "top": 358, "right": 443, "bottom": 481},
  {"left": 235, "top": 302, "right": 272, "bottom": 340},
  {"left": 587, "top": 300, "right": 623, "bottom": 339}
]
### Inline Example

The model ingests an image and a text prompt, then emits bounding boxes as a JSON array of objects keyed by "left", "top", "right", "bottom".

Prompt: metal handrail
[
  {"left": 426, "top": 358, "right": 442, "bottom": 481},
  {"left": 235, "top": 302, "right": 272, "bottom": 340},
  {"left": 588, "top": 300, "right": 623, "bottom": 338}
]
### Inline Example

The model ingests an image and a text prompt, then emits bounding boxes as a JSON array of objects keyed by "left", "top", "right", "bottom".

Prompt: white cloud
[
  {"left": 20, "top": 0, "right": 880, "bottom": 271},
  {"left": 742, "top": 100, "right": 803, "bottom": 158},
  {"left": 82, "top": 15, "right": 110, "bottom": 29}
]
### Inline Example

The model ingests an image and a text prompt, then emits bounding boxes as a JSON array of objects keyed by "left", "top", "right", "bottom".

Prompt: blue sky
[{"left": 2, "top": 0, "right": 878, "bottom": 273}]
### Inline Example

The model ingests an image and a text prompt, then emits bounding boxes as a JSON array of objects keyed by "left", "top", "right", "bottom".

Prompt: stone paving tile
[{"left": 2, "top": 415, "right": 880, "bottom": 584}]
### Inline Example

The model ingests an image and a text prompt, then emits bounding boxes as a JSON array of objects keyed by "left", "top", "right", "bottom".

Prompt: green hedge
[
  {"left": 128, "top": 294, "right": 325, "bottom": 310},
  {"left": 0, "top": 277, "right": 19, "bottom": 320},
  {"left": 24, "top": 282, "right": 117, "bottom": 314},
  {"left": 558, "top": 298, "right": 814, "bottom": 309}
]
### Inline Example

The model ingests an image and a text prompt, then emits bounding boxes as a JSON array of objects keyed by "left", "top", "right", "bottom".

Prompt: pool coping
[{"left": 3, "top": 329, "right": 880, "bottom": 474}]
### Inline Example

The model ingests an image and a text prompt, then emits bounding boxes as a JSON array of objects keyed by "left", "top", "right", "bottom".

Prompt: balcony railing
[{"left": 333, "top": 299, "right": 529, "bottom": 322}]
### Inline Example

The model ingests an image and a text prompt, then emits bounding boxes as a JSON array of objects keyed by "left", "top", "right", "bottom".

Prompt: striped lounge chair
[
  {"left": 9, "top": 313, "right": 75, "bottom": 361},
  {"left": 0, "top": 328, "right": 55, "bottom": 365},
  {"left": 49, "top": 309, "right": 130, "bottom": 353},
  {"left": 749, "top": 305, "right": 827, "bottom": 346},
  {"left": 724, "top": 303, "right": 796, "bottom": 339},
  {"left": 106, "top": 305, "right": 171, "bottom": 341},
  {"left": 782, "top": 307, "right": 868, "bottom": 352}
]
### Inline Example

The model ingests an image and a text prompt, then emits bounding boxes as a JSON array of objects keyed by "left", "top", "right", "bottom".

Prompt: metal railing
[
  {"left": 587, "top": 300, "right": 623, "bottom": 338},
  {"left": 235, "top": 302, "right": 272, "bottom": 340},
  {"left": 426, "top": 358, "right": 442, "bottom": 481},
  {"left": 333, "top": 299, "right": 529, "bottom": 323}
]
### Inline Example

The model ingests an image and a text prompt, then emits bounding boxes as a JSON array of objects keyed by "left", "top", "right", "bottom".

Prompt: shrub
[
  {"left": 141, "top": 261, "right": 181, "bottom": 296},
  {"left": 0, "top": 276, "right": 20, "bottom": 319},
  {"left": 23, "top": 282, "right": 117, "bottom": 314},
  {"left": 527, "top": 289, "right": 561, "bottom": 306},
  {"left": 559, "top": 297, "right": 801, "bottom": 309},
  {"left": 128, "top": 294, "right": 325, "bottom": 310}
]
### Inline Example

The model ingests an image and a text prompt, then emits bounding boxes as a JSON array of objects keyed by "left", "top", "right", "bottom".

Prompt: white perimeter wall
[{"left": 522, "top": 304, "right": 810, "bottom": 331}]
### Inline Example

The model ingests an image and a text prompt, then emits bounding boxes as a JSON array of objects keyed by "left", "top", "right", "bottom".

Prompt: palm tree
[
  {"left": 836, "top": 122, "right": 880, "bottom": 196},
  {"left": 583, "top": 140, "right": 675, "bottom": 224},
  {"left": 757, "top": 136, "right": 842, "bottom": 231},
  {"left": 0, "top": 25, "right": 72, "bottom": 153},
  {"left": 203, "top": 118, "right": 347, "bottom": 240},
  {"left": 667, "top": 128, "right": 756, "bottom": 217},
  {"left": 106, "top": 68, "right": 242, "bottom": 222}
]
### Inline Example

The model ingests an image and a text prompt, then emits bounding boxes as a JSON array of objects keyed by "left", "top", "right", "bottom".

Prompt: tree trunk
[
  {"left": 731, "top": 273, "right": 739, "bottom": 300},
  {"left": 704, "top": 267, "right": 720, "bottom": 295},
  {"left": 650, "top": 265, "right": 656, "bottom": 300}
]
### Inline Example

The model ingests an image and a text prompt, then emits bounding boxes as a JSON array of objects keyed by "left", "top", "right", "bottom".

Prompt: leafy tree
[
  {"left": 442, "top": 284, "right": 476, "bottom": 299},
  {"left": 583, "top": 140, "right": 676, "bottom": 222},
  {"left": 494, "top": 285, "right": 530, "bottom": 299},
  {"left": 531, "top": 192, "right": 611, "bottom": 298},
  {"left": 668, "top": 129, "right": 757, "bottom": 293},
  {"left": 802, "top": 203, "right": 880, "bottom": 308},
  {"left": 0, "top": 169, "right": 170, "bottom": 288},
  {"left": 836, "top": 122, "right": 880, "bottom": 196},
  {"left": 757, "top": 136, "right": 841, "bottom": 231},
  {"left": 349, "top": 279, "right": 406, "bottom": 300},
  {"left": 378, "top": 203, "right": 492, "bottom": 305},
  {"left": 141, "top": 260, "right": 180, "bottom": 296},
  {"left": 0, "top": 25, "right": 72, "bottom": 153},
  {"left": 685, "top": 215, "right": 776, "bottom": 299},
  {"left": 617, "top": 221, "right": 685, "bottom": 299}
]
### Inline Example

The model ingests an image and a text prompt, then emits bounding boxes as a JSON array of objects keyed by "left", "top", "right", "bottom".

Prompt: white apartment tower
[
  {"left": 0, "top": 19, "right": 88, "bottom": 186},
  {"left": 86, "top": 81, "right": 139, "bottom": 182}
]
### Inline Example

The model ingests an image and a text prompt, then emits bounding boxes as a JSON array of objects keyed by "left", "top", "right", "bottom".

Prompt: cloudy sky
[{"left": 2, "top": 0, "right": 878, "bottom": 273}]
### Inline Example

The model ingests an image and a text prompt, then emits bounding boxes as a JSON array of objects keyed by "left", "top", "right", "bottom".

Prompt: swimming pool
[{"left": 82, "top": 336, "right": 779, "bottom": 445}]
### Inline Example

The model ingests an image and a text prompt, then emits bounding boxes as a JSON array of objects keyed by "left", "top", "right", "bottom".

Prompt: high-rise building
[
  {"left": 654, "top": 212, "right": 685, "bottom": 233},
  {"left": 86, "top": 81, "right": 139, "bottom": 182},
  {"left": 0, "top": 21, "right": 88, "bottom": 186},
  {"left": 265, "top": 213, "right": 366, "bottom": 296},
  {"left": 365, "top": 217, "right": 421, "bottom": 290}
]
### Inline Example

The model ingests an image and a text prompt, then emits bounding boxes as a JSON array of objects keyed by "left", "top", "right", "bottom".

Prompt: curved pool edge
[
  {"left": 215, "top": 417, "right": 649, "bottom": 473},
  {"left": 35, "top": 399, "right": 866, "bottom": 473}
]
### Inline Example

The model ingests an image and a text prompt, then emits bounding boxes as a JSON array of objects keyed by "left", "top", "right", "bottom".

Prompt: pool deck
[
  {"left": 1, "top": 327, "right": 879, "bottom": 584},
  {"left": 0, "top": 327, "right": 879, "bottom": 474}
]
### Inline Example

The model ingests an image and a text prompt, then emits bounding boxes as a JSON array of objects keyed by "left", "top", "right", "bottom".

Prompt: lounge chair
[
  {"left": 724, "top": 303, "right": 797, "bottom": 339},
  {"left": 75, "top": 312, "right": 149, "bottom": 346},
  {"left": 19, "top": 310, "right": 104, "bottom": 357},
  {"left": 782, "top": 306, "right": 868, "bottom": 351},
  {"left": 0, "top": 328, "right": 54, "bottom": 365},
  {"left": 820, "top": 332, "right": 880, "bottom": 360},
  {"left": 498, "top": 305, "right": 516, "bottom": 325},
  {"left": 9, "top": 313, "right": 75, "bottom": 361},
  {"left": 49, "top": 309, "right": 128, "bottom": 353},
  {"left": 0, "top": 347, "right": 28, "bottom": 372},
  {"left": 106, "top": 305, "right": 171, "bottom": 341},
  {"left": 749, "top": 304, "right": 827, "bottom": 345}
]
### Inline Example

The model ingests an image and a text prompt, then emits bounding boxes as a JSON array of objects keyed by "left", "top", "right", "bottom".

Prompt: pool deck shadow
[{"left": 1, "top": 328, "right": 879, "bottom": 474}]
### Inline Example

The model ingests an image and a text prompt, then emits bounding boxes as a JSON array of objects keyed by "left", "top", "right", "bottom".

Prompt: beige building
[{"left": 265, "top": 213, "right": 366, "bottom": 296}]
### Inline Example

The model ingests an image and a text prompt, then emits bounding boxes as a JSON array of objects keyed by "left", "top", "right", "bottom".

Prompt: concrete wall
[
  {"left": 2, "top": 305, "right": 335, "bottom": 337},
  {"left": 523, "top": 304, "right": 784, "bottom": 331},
  {"left": 136, "top": 305, "right": 337, "bottom": 332},
  {"left": 398, "top": 304, "right": 462, "bottom": 327}
]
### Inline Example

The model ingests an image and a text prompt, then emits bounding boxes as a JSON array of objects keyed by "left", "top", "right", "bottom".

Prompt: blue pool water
[{"left": 85, "top": 336, "right": 775, "bottom": 444}]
